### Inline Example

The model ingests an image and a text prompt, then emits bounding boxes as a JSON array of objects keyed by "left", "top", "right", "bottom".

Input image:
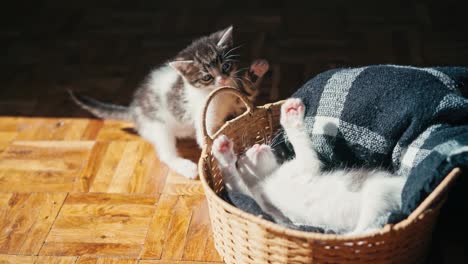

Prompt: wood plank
[
  {"left": 81, "top": 120, "right": 104, "bottom": 141},
  {"left": 34, "top": 256, "right": 78, "bottom": 264},
  {"left": 0, "top": 170, "right": 76, "bottom": 192},
  {"left": 1, "top": 193, "right": 42, "bottom": 253},
  {"left": 201, "top": 235, "right": 223, "bottom": 262},
  {"left": 47, "top": 216, "right": 150, "bottom": 244},
  {"left": 0, "top": 140, "right": 93, "bottom": 173},
  {"left": 126, "top": 142, "right": 165, "bottom": 195},
  {"left": 60, "top": 203, "right": 155, "bottom": 218},
  {"left": 140, "top": 261, "right": 224, "bottom": 264},
  {"left": 107, "top": 141, "right": 142, "bottom": 193},
  {"left": 42, "top": 193, "right": 157, "bottom": 257},
  {"left": 0, "top": 159, "right": 78, "bottom": 171},
  {"left": 182, "top": 197, "right": 211, "bottom": 261},
  {"left": 62, "top": 120, "right": 91, "bottom": 140},
  {"left": 83, "top": 141, "right": 167, "bottom": 194},
  {"left": 160, "top": 196, "right": 193, "bottom": 260},
  {"left": 0, "top": 118, "right": 20, "bottom": 132},
  {"left": 19, "top": 193, "right": 68, "bottom": 254},
  {"left": 17, "top": 119, "right": 91, "bottom": 141},
  {"left": 89, "top": 141, "right": 127, "bottom": 192},
  {"left": 14, "top": 119, "right": 47, "bottom": 140},
  {"left": 0, "top": 193, "right": 67, "bottom": 254},
  {"left": 11, "top": 119, "right": 88, "bottom": 141},
  {"left": 40, "top": 242, "right": 142, "bottom": 257},
  {"left": 0, "top": 255, "right": 35, "bottom": 264},
  {"left": 74, "top": 141, "right": 109, "bottom": 192},
  {"left": 76, "top": 257, "right": 138, "bottom": 264},
  {"left": 96, "top": 121, "right": 140, "bottom": 141},
  {"left": 0, "top": 132, "right": 16, "bottom": 156},
  {"left": 0, "top": 193, "right": 12, "bottom": 208},
  {"left": 65, "top": 193, "right": 157, "bottom": 206},
  {"left": 140, "top": 195, "right": 179, "bottom": 259},
  {"left": 162, "top": 171, "right": 204, "bottom": 195}
]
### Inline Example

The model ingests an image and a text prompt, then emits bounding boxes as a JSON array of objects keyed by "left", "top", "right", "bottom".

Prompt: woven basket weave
[{"left": 198, "top": 87, "right": 461, "bottom": 264}]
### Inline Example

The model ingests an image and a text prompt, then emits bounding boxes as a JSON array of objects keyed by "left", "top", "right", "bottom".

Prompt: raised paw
[
  {"left": 280, "top": 98, "right": 305, "bottom": 129},
  {"left": 250, "top": 59, "right": 269, "bottom": 78},
  {"left": 212, "top": 134, "right": 237, "bottom": 167}
]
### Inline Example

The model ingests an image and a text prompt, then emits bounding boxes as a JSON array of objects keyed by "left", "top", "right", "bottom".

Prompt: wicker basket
[{"left": 198, "top": 87, "right": 461, "bottom": 264}]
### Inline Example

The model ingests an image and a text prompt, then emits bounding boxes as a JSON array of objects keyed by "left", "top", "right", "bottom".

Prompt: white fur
[
  {"left": 135, "top": 65, "right": 239, "bottom": 179},
  {"left": 212, "top": 98, "right": 407, "bottom": 235}
]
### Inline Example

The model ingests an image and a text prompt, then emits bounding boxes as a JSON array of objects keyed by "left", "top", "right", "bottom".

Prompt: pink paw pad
[
  {"left": 218, "top": 140, "right": 231, "bottom": 153},
  {"left": 250, "top": 59, "right": 269, "bottom": 77},
  {"left": 282, "top": 99, "right": 304, "bottom": 115},
  {"left": 214, "top": 135, "right": 232, "bottom": 154}
]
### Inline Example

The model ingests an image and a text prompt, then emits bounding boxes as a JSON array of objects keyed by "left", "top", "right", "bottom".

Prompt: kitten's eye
[
  {"left": 201, "top": 74, "right": 213, "bottom": 82},
  {"left": 222, "top": 62, "right": 232, "bottom": 73}
]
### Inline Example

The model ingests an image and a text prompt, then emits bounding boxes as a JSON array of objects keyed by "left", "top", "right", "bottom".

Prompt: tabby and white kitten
[
  {"left": 212, "top": 98, "right": 406, "bottom": 235},
  {"left": 71, "top": 26, "right": 269, "bottom": 179}
]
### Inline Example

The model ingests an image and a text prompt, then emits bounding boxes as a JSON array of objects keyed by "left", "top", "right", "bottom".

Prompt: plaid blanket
[{"left": 272, "top": 65, "right": 468, "bottom": 216}]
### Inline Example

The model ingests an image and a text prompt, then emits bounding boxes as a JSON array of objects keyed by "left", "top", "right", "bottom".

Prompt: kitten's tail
[{"left": 69, "top": 90, "right": 132, "bottom": 121}]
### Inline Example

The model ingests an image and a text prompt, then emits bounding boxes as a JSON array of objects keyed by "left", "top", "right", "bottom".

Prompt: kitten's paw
[
  {"left": 172, "top": 158, "right": 198, "bottom": 179},
  {"left": 212, "top": 135, "right": 236, "bottom": 167},
  {"left": 280, "top": 98, "right": 305, "bottom": 128},
  {"left": 250, "top": 59, "right": 269, "bottom": 77},
  {"left": 213, "top": 134, "right": 233, "bottom": 154}
]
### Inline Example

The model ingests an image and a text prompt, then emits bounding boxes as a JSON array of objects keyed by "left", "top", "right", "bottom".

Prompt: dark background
[
  {"left": 1, "top": 0, "right": 467, "bottom": 262},
  {"left": 1, "top": 0, "right": 468, "bottom": 116}
]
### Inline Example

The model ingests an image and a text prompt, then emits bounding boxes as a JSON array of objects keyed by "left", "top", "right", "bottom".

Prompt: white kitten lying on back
[{"left": 212, "top": 98, "right": 407, "bottom": 235}]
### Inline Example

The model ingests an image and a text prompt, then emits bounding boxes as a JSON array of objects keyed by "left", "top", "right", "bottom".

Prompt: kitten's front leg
[
  {"left": 248, "top": 59, "right": 269, "bottom": 85},
  {"left": 139, "top": 121, "right": 198, "bottom": 179},
  {"left": 212, "top": 134, "right": 237, "bottom": 168},
  {"left": 242, "top": 59, "right": 269, "bottom": 101},
  {"left": 280, "top": 98, "right": 321, "bottom": 172},
  {"left": 212, "top": 135, "right": 251, "bottom": 194}
]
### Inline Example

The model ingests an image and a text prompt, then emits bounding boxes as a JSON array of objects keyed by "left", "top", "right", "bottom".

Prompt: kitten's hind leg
[
  {"left": 350, "top": 177, "right": 404, "bottom": 235},
  {"left": 139, "top": 121, "right": 198, "bottom": 179},
  {"left": 280, "top": 99, "right": 321, "bottom": 171}
]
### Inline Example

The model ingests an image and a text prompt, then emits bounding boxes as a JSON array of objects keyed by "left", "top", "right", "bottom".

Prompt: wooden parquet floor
[{"left": 0, "top": 117, "right": 222, "bottom": 264}]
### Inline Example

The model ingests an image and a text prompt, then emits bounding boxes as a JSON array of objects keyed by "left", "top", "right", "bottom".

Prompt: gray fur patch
[
  {"left": 133, "top": 86, "right": 161, "bottom": 121},
  {"left": 167, "top": 76, "right": 190, "bottom": 122}
]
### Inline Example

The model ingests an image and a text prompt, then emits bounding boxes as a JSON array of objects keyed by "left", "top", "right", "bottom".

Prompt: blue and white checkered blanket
[{"left": 272, "top": 65, "right": 468, "bottom": 216}]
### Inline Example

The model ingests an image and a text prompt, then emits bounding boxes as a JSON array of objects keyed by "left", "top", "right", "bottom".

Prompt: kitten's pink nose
[{"left": 218, "top": 78, "right": 228, "bottom": 85}]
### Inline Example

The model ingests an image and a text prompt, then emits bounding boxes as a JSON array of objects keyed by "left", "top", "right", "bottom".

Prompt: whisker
[
  {"left": 228, "top": 77, "right": 240, "bottom": 89},
  {"left": 225, "top": 54, "right": 241, "bottom": 59},
  {"left": 233, "top": 67, "right": 250, "bottom": 76},
  {"left": 268, "top": 131, "right": 286, "bottom": 147},
  {"left": 223, "top": 44, "right": 243, "bottom": 58},
  {"left": 224, "top": 59, "right": 239, "bottom": 63},
  {"left": 233, "top": 76, "right": 251, "bottom": 88}
]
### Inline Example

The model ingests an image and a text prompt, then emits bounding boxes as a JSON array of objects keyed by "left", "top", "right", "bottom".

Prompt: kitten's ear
[
  {"left": 215, "top": 25, "right": 233, "bottom": 47},
  {"left": 169, "top": 60, "right": 195, "bottom": 75}
]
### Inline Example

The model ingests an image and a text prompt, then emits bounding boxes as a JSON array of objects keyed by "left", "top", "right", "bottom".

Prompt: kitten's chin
[{"left": 215, "top": 79, "right": 237, "bottom": 88}]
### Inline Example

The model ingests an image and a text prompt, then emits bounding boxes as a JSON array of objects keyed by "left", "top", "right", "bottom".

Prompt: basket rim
[{"left": 198, "top": 102, "right": 463, "bottom": 241}]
